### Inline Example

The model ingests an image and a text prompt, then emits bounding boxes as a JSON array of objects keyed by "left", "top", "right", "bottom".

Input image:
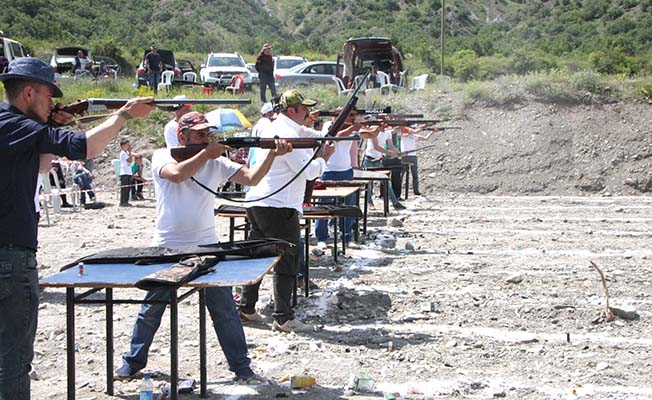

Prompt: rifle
[
  {"left": 52, "top": 98, "right": 252, "bottom": 125},
  {"left": 170, "top": 135, "right": 362, "bottom": 162},
  {"left": 359, "top": 119, "right": 446, "bottom": 126},
  {"left": 317, "top": 108, "right": 423, "bottom": 119}
]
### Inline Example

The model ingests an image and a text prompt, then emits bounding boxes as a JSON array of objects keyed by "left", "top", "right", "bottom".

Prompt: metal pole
[{"left": 440, "top": 0, "right": 446, "bottom": 76}]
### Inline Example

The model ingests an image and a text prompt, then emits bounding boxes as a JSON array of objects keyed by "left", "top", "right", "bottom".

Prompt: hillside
[{"left": 3, "top": 0, "right": 652, "bottom": 77}]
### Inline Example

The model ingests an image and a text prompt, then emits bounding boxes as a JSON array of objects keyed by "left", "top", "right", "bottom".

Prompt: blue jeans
[
  {"left": 362, "top": 156, "right": 400, "bottom": 205},
  {"left": 148, "top": 71, "right": 161, "bottom": 93},
  {"left": 315, "top": 169, "right": 356, "bottom": 243},
  {"left": 122, "top": 286, "right": 253, "bottom": 378},
  {"left": 0, "top": 246, "right": 38, "bottom": 400}
]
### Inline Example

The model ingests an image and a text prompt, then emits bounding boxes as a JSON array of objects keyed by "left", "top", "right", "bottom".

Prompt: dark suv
[{"left": 338, "top": 37, "right": 404, "bottom": 85}]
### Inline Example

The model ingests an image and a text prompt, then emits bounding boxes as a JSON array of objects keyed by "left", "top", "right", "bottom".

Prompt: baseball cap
[
  {"left": 151, "top": 44, "right": 158, "bottom": 49},
  {"left": 278, "top": 89, "right": 317, "bottom": 110},
  {"left": 178, "top": 112, "right": 212, "bottom": 131},
  {"left": 171, "top": 95, "right": 192, "bottom": 111},
  {"left": 262, "top": 43, "right": 272, "bottom": 50},
  {"left": 260, "top": 102, "right": 273, "bottom": 115},
  {"left": 0, "top": 57, "right": 63, "bottom": 97}
]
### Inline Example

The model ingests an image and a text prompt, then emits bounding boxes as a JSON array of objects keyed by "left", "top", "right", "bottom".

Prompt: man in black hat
[{"left": 0, "top": 57, "right": 155, "bottom": 400}]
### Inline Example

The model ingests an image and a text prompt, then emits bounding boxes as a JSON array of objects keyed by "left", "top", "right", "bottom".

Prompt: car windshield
[
  {"left": 276, "top": 59, "right": 304, "bottom": 69},
  {"left": 208, "top": 56, "right": 244, "bottom": 68}
]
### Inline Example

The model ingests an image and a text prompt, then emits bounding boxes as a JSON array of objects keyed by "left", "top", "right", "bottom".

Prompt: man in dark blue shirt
[
  {"left": 0, "top": 57, "right": 155, "bottom": 400},
  {"left": 144, "top": 44, "right": 163, "bottom": 94}
]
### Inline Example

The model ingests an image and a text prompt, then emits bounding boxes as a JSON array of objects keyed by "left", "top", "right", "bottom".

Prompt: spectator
[
  {"left": 163, "top": 95, "right": 192, "bottom": 148},
  {"left": 255, "top": 43, "right": 276, "bottom": 103},
  {"left": 96, "top": 61, "right": 113, "bottom": 79},
  {"left": 390, "top": 62, "right": 401, "bottom": 86},
  {"left": 143, "top": 44, "right": 163, "bottom": 94},
  {"left": 119, "top": 139, "right": 134, "bottom": 207},
  {"left": 72, "top": 164, "right": 96, "bottom": 205},
  {"left": 72, "top": 50, "right": 92, "bottom": 78},
  {"left": 367, "top": 61, "right": 382, "bottom": 89},
  {"left": 131, "top": 154, "right": 146, "bottom": 200},
  {"left": 49, "top": 159, "right": 73, "bottom": 207}
]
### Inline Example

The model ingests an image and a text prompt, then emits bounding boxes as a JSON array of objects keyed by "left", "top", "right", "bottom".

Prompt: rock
[
  {"left": 596, "top": 362, "right": 609, "bottom": 371},
  {"left": 493, "top": 391, "right": 506, "bottom": 398},
  {"left": 375, "top": 234, "right": 397, "bottom": 249},
  {"left": 388, "top": 218, "right": 403, "bottom": 227},
  {"left": 29, "top": 369, "right": 39, "bottom": 381},
  {"left": 611, "top": 307, "right": 639, "bottom": 320},
  {"left": 311, "top": 247, "right": 325, "bottom": 257},
  {"left": 506, "top": 275, "right": 523, "bottom": 284},
  {"left": 405, "top": 241, "right": 415, "bottom": 250}
]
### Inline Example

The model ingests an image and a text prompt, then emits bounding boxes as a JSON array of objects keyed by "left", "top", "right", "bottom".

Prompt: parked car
[
  {"left": 135, "top": 49, "right": 180, "bottom": 87},
  {"left": 176, "top": 59, "right": 196, "bottom": 77},
  {"left": 199, "top": 53, "right": 252, "bottom": 89},
  {"left": 0, "top": 33, "right": 28, "bottom": 72},
  {"left": 274, "top": 61, "right": 344, "bottom": 88},
  {"left": 273, "top": 55, "right": 307, "bottom": 73},
  {"left": 339, "top": 37, "right": 404, "bottom": 86},
  {"left": 246, "top": 63, "right": 259, "bottom": 84},
  {"left": 50, "top": 46, "right": 91, "bottom": 76},
  {"left": 94, "top": 55, "right": 120, "bottom": 75}
]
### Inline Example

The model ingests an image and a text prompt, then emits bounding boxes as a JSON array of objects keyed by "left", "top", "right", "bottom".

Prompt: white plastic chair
[
  {"left": 390, "top": 71, "right": 407, "bottom": 92},
  {"left": 49, "top": 170, "right": 79, "bottom": 211},
  {"left": 183, "top": 72, "right": 196, "bottom": 82},
  {"left": 158, "top": 71, "right": 175, "bottom": 93},
  {"left": 141, "top": 157, "right": 154, "bottom": 197},
  {"left": 111, "top": 159, "right": 121, "bottom": 199},
  {"left": 37, "top": 173, "right": 52, "bottom": 224},
  {"left": 365, "top": 71, "right": 392, "bottom": 96},
  {"left": 332, "top": 76, "right": 353, "bottom": 96},
  {"left": 410, "top": 74, "right": 428, "bottom": 91}
]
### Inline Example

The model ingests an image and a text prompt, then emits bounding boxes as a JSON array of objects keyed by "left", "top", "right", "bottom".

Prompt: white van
[{"left": 0, "top": 33, "right": 28, "bottom": 72}]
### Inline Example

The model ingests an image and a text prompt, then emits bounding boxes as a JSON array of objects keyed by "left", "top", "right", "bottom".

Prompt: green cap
[{"left": 278, "top": 89, "right": 317, "bottom": 109}]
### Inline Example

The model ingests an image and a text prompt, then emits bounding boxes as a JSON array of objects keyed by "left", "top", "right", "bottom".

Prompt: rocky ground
[{"left": 30, "top": 99, "right": 652, "bottom": 399}]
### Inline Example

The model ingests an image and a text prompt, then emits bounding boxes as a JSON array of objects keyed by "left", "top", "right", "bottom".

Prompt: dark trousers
[
  {"left": 120, "top": 175, "right": 132, "bottom": 205},
  {"left": 382, "top": 158, "right": 403, "bottom": 199},
  {"left": 259, "top": 73, "right": 277, "bottom": 103},
  {"left": 0, "top": 246, "right": 38, "bottom": 400},
  {"left": 239, "top": 207, "right": 300, "bottom": 324}
]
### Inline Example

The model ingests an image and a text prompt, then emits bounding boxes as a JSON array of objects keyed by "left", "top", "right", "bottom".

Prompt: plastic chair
[
  {"left": 225, "top": 75, "right": 244, "bottom": 95},
  {"left": 49, "top": 170, "right": 79, "bottom": 211},
  {"left": 158, "top": 71, "right": 175, "bottom": 93},
  {"left": 37, "top": 173, "right": 52, "bottom": 224},
  {"left": 332, "top": 76, "right": 353, "bottom": 96},
  {"left": 111, "top": 159, "right": 121, "bottom": 199},
  {"left": 365, "top": 71, "right": 392, "bottom": 96},
  {"left": 141, "top": 157, "right": 154, "bottom": 197},
  {"left": 183, "top": 72, "right": 197, "bottom": 82},
  {"left": 410, "top": 74, "right": 428, "bottom": 91},
  {"left": 390, "top": 71, "right": 407, "bottom": 92}
]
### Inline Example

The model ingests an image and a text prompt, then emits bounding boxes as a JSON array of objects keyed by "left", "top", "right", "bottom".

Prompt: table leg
[
  {"left": 383, "top": 181, "right": 389, "bottom": 216},
  {"left": 363, "top": 183, "right": 369, "bottom": 235},
  {"left": 229, "top": 217, "right": 235, "bottom": 242},
  {"left": 304, "top": 223, "right": 310, "bottom": 298},
  {"left": 333, "top": 216, "right": 338, "bottom": 263},
  {"left": 170, "top": 290, "right": 178, "bottom": 400},
  {"left": 66, "top": 288, "right": 75, "bottom": 400},
  {"left": 354, "top": 189, "right": 360, "bottom": 242},
  {"left": 199, "top": 289, "right": 207, "bottom": 398},
  {"left": 404, "top": 165, "right": 410, "bottom": 200},
  {"left": 106, "top": 288, "right": 114, "bottom": 396}
]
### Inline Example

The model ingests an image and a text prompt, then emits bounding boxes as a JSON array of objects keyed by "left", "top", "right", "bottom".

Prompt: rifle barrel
[{"left": 85, "top": 98, "right": 251, "bottom": 112}]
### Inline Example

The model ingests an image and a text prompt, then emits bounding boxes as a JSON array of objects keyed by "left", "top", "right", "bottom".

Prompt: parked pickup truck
[{"left": 0, "top": 32, "right": 28, "bottom": 73}]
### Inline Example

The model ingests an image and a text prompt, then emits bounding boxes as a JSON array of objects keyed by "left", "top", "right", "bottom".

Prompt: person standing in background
[
  {"left": 255, "top": 43, "right": 276, "bottom": 103},
  {"left": 143, "top": 45, "right": 163, "bottom": 94}
]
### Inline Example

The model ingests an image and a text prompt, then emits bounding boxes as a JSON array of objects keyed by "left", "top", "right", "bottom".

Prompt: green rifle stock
[{"left": 170, "top": 135, "right": 361, "bottom": 162}]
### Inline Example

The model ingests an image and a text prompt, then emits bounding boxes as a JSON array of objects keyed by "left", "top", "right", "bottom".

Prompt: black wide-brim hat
[{"left": 0, "top": 57, "right": 63, "bottom": 97}]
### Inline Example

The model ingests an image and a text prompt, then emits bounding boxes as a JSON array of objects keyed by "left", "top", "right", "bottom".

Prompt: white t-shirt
[
  {"left": 249, "top": 117, "right": 272, "bottom": 167},
  {"left": 245, "top": 113, "right": 326, "bottom": 213},
  {"left": 151, "top": 148, "right": 243, "bottom": 248},
  {"left": 164, "top": 119, "right": 179, "bottom": 148},
  {"left": 325, "top": 140, "right": 353, "bottom": 172},
  {"left": 119, "top": 150, "right": 132, "bottom": 175},
  {"left": 365, "top": 129, "right": 391, "bottom": 159},
  {"left": 400, "top": 132, "right": 417, "bottom": 156}
]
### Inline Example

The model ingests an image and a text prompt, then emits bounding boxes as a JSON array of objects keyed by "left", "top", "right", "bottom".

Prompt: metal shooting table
[{"left": 39, "top": 256, "right": 280, "bottom": 400}]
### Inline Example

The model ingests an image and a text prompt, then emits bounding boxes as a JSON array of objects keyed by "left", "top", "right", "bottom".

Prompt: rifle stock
[{"left": 170, "top": 135, "right": 361, "bottom": 162}]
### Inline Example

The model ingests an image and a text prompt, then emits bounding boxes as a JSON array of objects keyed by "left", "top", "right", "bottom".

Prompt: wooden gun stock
[
  {"left": 59, "top": 98, "right": 252, "bottom": 116},
  {"left": 170, "top": 135, "right": 361, "bottom": 162}
]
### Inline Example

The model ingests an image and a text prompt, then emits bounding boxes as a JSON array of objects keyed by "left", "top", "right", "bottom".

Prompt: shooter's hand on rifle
[
  {"left": 203, "top": 141, "right": 232, "bottom": 160},
  {"left": 49, "top": 104, "right": 75, "bottom": 126},
  {"left": 117, "top": 97, "right": 157, "bottom": 119}
]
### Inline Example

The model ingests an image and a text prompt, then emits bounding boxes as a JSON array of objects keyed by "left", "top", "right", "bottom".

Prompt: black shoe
[
  {"left": 393, "top": 202, "right": 406, "bottom": 210},
  {"left": 119, "top": 203, "right": 132, "bottom": 207},
  {"left": 114, "top": 363, "right": 140, "bottom": 381},
  {"left": 414, "top": 192, "right": 421, "bottom": 196},
  {"left": 61, "top": 203, "right": 74, "bottom": 208}
]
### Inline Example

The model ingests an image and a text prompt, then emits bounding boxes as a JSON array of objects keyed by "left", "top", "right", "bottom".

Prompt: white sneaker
[
  {"left": 239, "top": 311, "right": 269, "bottom": 323},
  {"left": 271, "top": 319, "right": 315, "bottom": 333},
  {"left": 317, "top": 241, "right": 328, "bottom": 249}
]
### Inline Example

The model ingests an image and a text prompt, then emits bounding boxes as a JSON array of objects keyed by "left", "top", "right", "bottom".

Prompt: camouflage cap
[
  {"left": 178, "top": 111, "right": 212, "bottom": 131},
  {"left": 278, "top": 89, "right": 317, "bottom": 110}
]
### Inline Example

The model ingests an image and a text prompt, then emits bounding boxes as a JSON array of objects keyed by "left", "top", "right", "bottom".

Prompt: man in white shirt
[
  {"left": 119, "top": 138, "right": 134, "bottom": 206},
  {"left": 115, "top": 111, "right": 291, "bottom": 381},
  {"left": 398, "top": 125, "right": 437, "bottom": 196},
  {"left": 248, "top": 102, "right": 274, "bottom": 167},
  {"left": 163, "top": 95, "right": 192, "bottom": 148},
  {"left": 240, "top": 89, "right": 335, "bottom": 333}
]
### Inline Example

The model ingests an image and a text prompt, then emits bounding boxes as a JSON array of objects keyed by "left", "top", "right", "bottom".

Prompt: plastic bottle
[
  {"left": 78, "top": 262, "right": 84, "bottom": 277},
  {"left": 139, "top": 375, "right": 154, "bottom": 400}
]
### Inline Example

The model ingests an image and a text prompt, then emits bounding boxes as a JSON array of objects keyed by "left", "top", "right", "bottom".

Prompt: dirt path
[{"left": 31, "top": 190, "right": 652, "bottom": 399}]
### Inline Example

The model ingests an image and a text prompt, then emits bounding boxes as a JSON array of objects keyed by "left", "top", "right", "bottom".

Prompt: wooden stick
[{"left": 590, "top": 260, "right": 614, "bottom": 322}]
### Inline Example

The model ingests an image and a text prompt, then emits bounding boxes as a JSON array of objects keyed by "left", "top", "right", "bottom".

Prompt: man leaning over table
[
  {"left": 115, "top": 112, "right": 291, "bottom": 381},
  {"left": 0, "top": 57, "right": 155, "bottom": 400}
]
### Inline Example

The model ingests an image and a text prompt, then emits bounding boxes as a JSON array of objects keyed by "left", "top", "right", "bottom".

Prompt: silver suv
[
  {"left": 199, "top": 53, "right": 252, "bottom": 88},
  {"left": 0, "top": 33, "right": 28, "bottom": 73}
]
